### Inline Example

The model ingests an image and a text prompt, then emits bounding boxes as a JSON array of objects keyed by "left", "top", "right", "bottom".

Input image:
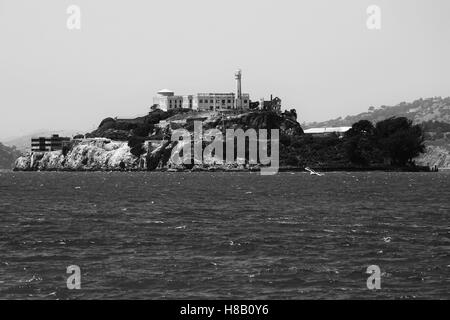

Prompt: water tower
[{"left": 235, "top": 69, "right": 242, "bottom": 109}]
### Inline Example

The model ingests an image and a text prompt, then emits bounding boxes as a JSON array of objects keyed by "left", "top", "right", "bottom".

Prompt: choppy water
[{"left": 0, "top": 171, "right": 449, "bottom": 299}]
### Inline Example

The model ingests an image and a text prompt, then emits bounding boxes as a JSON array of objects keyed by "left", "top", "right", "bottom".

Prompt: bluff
[{"left": 14, "top": 110, "right": 303, "bottom": 171}]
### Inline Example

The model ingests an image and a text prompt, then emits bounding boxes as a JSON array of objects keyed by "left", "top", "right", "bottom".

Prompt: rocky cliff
[
  {"left": 415, "top": 145, "right": 450, "bottom": 169},
  {"left": 14, "top": 110, "right": 302, "bottom": 172},
  {"left": 14, "top": 139, "right": 141, "bottom": 171}
]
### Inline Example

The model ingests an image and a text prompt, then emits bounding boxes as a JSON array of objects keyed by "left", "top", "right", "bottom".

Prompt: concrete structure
[
  {"left": 303, "top": 127, "right": 352, "bottom": 137},
  {"left": 235, "top": 69, "right": 242, "bottom": 109},
  {"left": 152, "top": 89, "right": 184, "bottom": 111},
  {"left": 195, "top": 92, "right": 249, "bottom": 111},
  {"left": 31, "top": 134, "right": 71, "bottom": 152},
  {"left": 152, "top": 70, "right": 250, "bottom": 112},
  {"left": 260, "top": 95, "right": 282, "bottom": 112}
]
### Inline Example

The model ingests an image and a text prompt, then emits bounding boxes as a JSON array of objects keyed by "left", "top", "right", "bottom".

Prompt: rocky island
[{"left": 14, "top": 106, "right": 430, "bottom": 172}]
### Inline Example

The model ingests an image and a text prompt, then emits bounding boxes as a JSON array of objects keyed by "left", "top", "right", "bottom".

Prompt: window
[
  {"left": 199, "top": 99, "right": 203, "bottom": 103},
  {"left": 227, "top": 99, "right": 231, "bottom": 103},
  {"left": 210, "top": 99, "right": 213, "bottom": 103},
  {"left": 244, "top": 100, "right": 248, "bottom": 104},
  {"left": 210, "top": 106, "right": 213, "bottom": 110},
  {"left": 222, "top": 100, "right": 225, "bottom": 104}
]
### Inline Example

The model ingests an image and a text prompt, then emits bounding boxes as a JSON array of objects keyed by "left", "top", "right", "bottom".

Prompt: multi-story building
[
  {"left": 31, "top": 134, "right": 71, "bottom": 152},
  {"left": 195, "top": 93, "right": 249, "bottom": 111},
  {"left": 152, "top": 89, "right": 184, "bottom": 111},
  {"left": 153, "top": 91, "right": 250, "bottom": 112},
  {"left": 151, "top": 70, "right": 250, "bottom": 112}
]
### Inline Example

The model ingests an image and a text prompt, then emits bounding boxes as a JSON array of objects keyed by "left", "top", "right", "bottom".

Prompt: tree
[
  {"left": 128, "top": 136, "right": 146, "bottom": 158},
  {"left": 375, "top": 117, "right": 425, "bottom": 166},
  {"left": 346, "top": 120, "right": 374, "bottom": 137},
  {"left": 344, "top": 120, "right": 378, "bottom": 165}
]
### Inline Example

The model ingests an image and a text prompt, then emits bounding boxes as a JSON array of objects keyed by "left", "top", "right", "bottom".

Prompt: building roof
[
  {"left": 304, "top": 127, "right": 352, "bottom": 134},
  {"left": 157, "top": 89, "right": 174, "bottom": 94}
]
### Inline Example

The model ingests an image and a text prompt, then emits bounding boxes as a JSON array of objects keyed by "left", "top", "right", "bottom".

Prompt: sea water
[{"left": 0, "top": 171, "right": 448, "bottom": 299}]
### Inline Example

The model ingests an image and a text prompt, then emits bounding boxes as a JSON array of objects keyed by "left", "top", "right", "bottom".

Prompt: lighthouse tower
[{"left": 235, "top": 69, "right": 242, "bottom": 109}]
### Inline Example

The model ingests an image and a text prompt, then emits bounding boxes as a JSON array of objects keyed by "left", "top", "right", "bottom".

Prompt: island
[{"left": 13, "top": 107, "right": 429, "bottom": 172}]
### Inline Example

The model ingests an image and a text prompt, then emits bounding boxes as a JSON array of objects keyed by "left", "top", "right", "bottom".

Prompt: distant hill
[
  {"left": 304, "top": 96, "right": 450, "bottom": 169},
  {"left": 305, "top": 97, "right": 450, "bottom": 129},
  {"left": 0, "top": 142, "right": 22, "bottom": 169}
]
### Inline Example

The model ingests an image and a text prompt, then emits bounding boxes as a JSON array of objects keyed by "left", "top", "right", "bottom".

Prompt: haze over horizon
[{"left": 1, "top": 0, "right": 450, "bottom": 139}]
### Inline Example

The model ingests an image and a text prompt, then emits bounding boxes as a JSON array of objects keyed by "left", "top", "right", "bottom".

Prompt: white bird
[{"left": 305, "top": 167, "right": 324, "bottom": 176}]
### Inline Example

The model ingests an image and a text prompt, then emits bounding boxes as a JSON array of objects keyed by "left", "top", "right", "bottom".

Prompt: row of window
[
  {"left": 206, "top": 106, "right": 236, "bottom": 110},
  {"left": 169, "top": 100, "right": 183, "bottom": 106},
  {"left": 199, "top": 99, "right": 233, "bottom": 104},
  {"left": 198, "top": 99, "right": 249, "bottom": 104},
  {"left": 168, "top": 99, "right": 248, "bottom": 108}
]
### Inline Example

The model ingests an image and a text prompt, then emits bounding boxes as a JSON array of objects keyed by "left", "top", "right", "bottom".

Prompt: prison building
[
  {"left": 195, "top": 93, "right": 249, "bottom": 111},
  {"left": 259, "top": 95, "right": 282, "bottom": 112},
  {"left": 151, "top": 70, "right": 250, "bottom": 112},
  {"left": 153, "top": 91, "right": 250, "bottom": 112},
  {"left": 152, "top": 89, "right": 185, "bottom": 111}
]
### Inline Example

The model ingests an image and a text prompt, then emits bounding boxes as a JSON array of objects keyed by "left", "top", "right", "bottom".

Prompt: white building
[
  {"left": 151, "top": 70, "right": 250, "bottom": 112},
  {"left": 304, "top": 127, "right": 352, "bottom": 137},
  {"left": 153, "top": 91, "right": 250, "bottom": 112},
  {"left": 152, "top": 89, "right": 184, "bottom": 111}
]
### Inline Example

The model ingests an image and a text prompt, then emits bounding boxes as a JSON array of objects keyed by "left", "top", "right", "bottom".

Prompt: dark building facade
[
  {"left": 31, "top": 134, "right": 71, "bottom": 152},
  {"left": 260, "top": 95, "right": 282, "bottom": 112}
]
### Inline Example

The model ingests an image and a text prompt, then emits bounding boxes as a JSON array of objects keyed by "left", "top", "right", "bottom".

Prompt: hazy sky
[{"left": 1, "top": 0, "right": 450, "bottom": 139}]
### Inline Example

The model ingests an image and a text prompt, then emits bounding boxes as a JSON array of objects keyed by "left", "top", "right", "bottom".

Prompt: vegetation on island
[
  {"left": 85, "top": 106, "right": 427, "bottom": 171},
  {"left": 280, "top": 117, "right": 425, "bottom": 169},
  {"left": 12, "top": 96, "right": 445, "bottom": 171}
]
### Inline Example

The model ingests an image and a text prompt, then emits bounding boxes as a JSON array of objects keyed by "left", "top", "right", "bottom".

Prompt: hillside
[
  {"left": 304, "top": 97, "right": 450, "bottom": 169},
  {"left": 86, "top": 109, "right": 302, "bottom": 141},
  {"left": 0, "top": 142, "right": 22, "bottom": 169},
  {"left": 305, "top": 97, "right": 450, "bottom": 128}
]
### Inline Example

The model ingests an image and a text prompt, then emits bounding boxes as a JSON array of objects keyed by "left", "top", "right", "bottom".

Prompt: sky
[{"left": 1, "top": 0, "right": 450, "bottom": 139}]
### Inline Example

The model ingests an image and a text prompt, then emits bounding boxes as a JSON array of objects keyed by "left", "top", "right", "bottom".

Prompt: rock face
[
  {"left": 415, "top": 145, "right": 450, "bottom": 169},
  {"left": 14, "top": 110, "right": 304, "bottom": 172},
  {"left": 14, "top": 139, "right": 143, "bottom": 171}
]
